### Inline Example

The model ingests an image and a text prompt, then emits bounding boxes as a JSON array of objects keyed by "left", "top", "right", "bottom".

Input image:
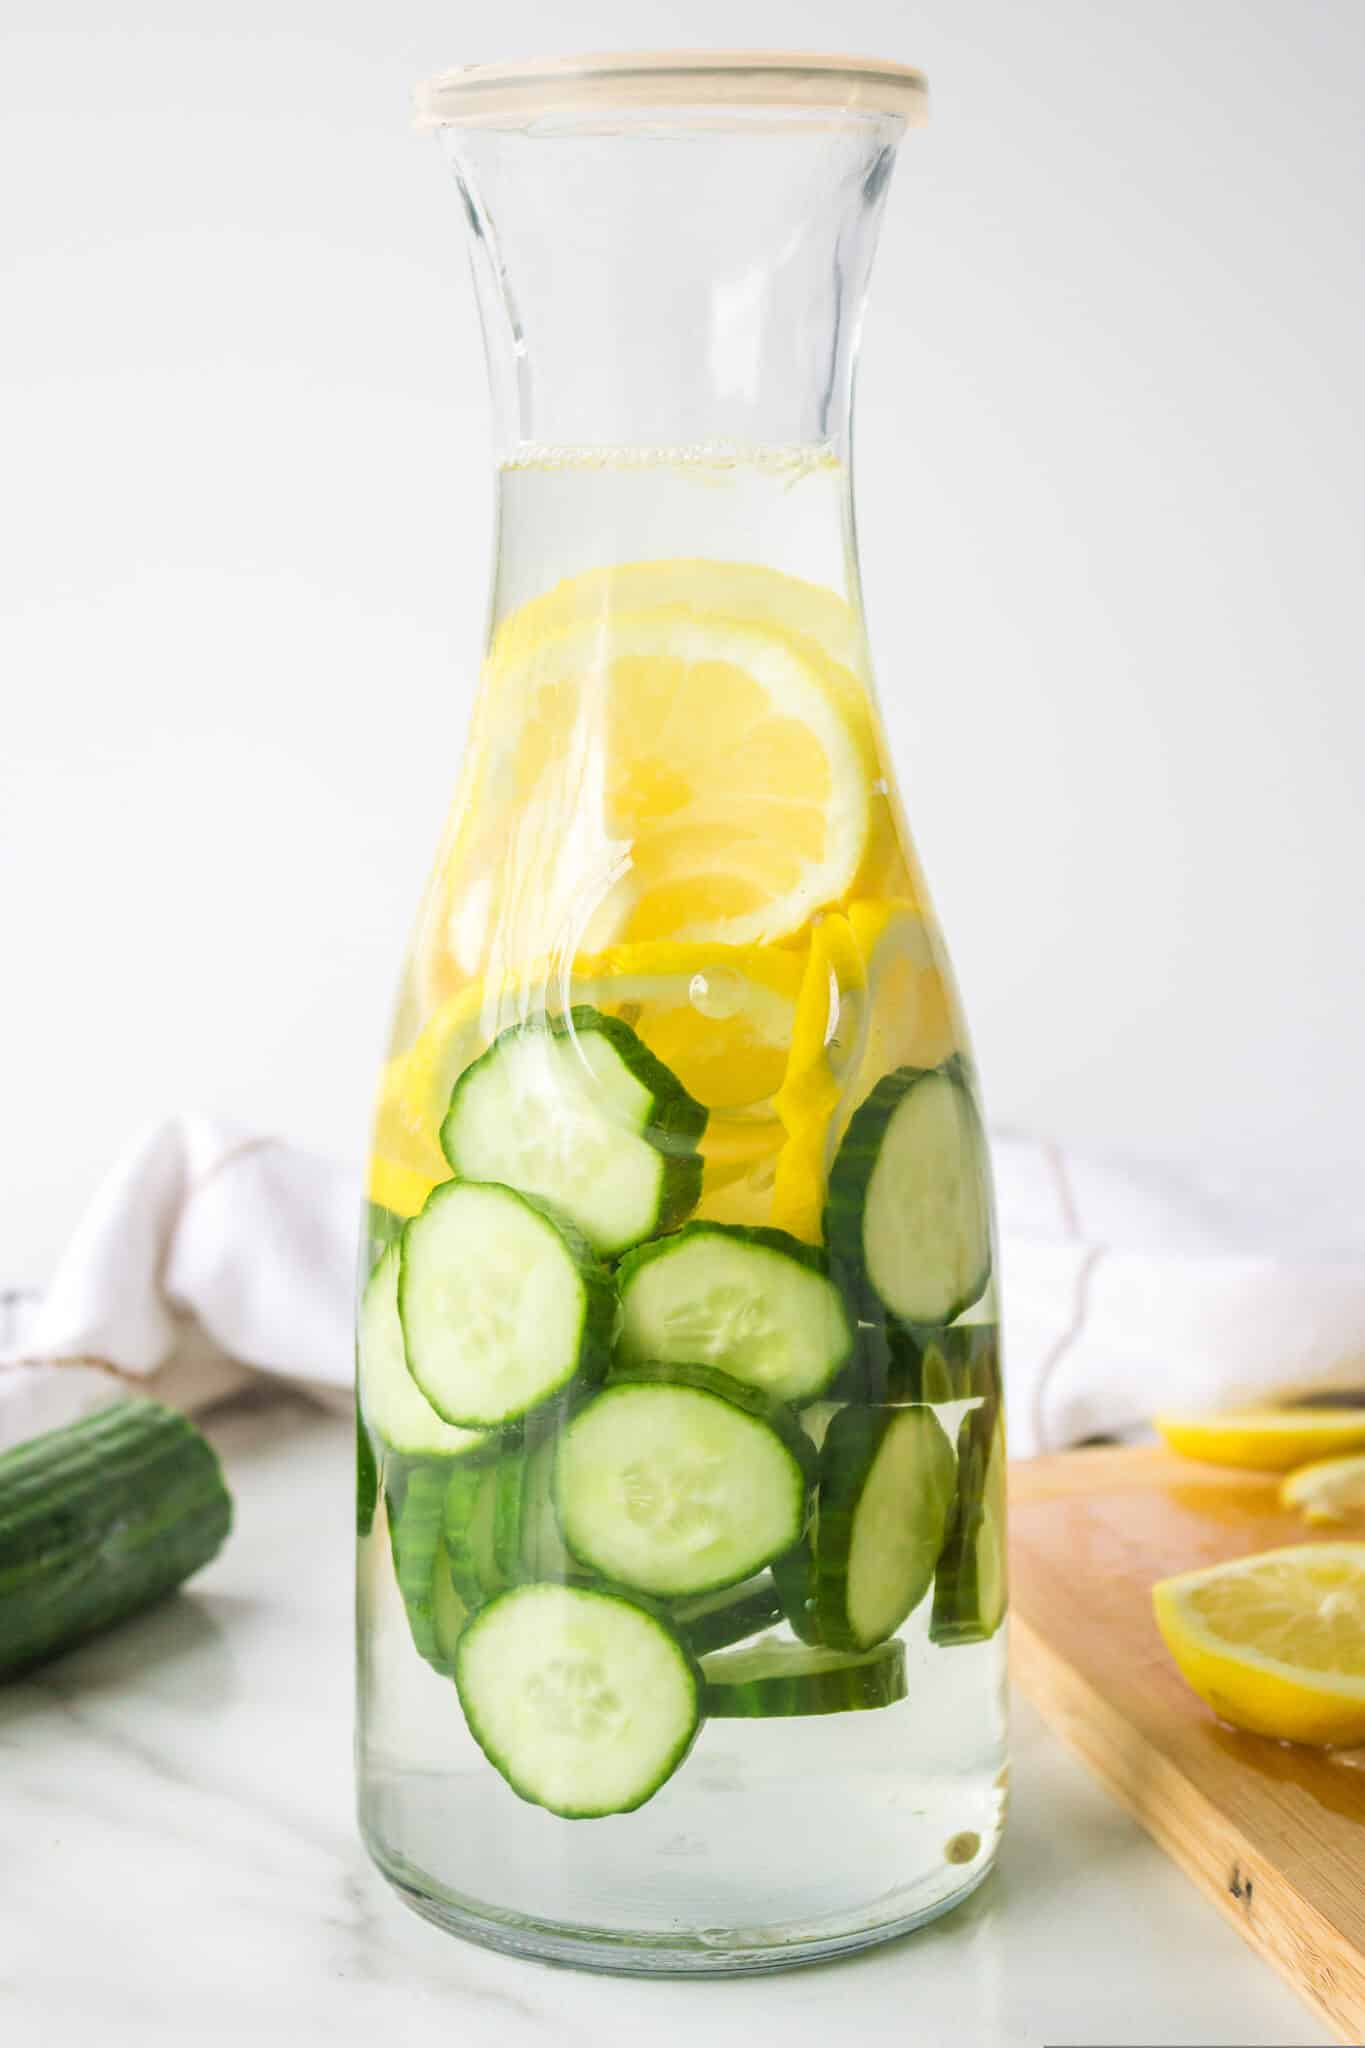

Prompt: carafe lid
[{"left": 416, "top": 50, "right": 927, "bottom": 131}]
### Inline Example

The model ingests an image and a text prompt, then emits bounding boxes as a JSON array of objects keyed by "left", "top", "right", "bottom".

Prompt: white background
[{"left": 3, "top": 0, "right": 1361, "bottom": 1282}]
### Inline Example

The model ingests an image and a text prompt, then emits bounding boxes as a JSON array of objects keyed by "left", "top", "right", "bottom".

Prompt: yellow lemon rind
[
  {"left": 1153, "top": 1544, "right": 1365, "bottom": 1747},
  {"left": 1155, "top": 1409, "right": 1365, "bottom": 1472}
]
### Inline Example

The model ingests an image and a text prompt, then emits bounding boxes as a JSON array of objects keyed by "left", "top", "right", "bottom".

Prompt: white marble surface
[{"left": 2, "top": 1393, "right": 1332, "bottom": 2048}]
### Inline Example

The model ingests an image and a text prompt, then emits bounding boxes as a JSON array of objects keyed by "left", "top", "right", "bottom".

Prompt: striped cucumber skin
[
  {"left": 931, "top": 1398, "right": 1008, "bottom": 1647},
  {"left": 772, "top": 1539, "right": 822, "bottom": 1646},
  {"left": 493, "top": 1452, "right": 530, "bottom": 1581},
  {"left": 387, "top": 1462, "right": 460, "bottom": 1673},
  {"left": 777, "top": 1404, "right": 957, "bottom": 1652},
  {"left": 671, "top": 1574, "right": 785, "bottom": 1656},
  {"left": 0, "top": 1400, "right": 232, "bottom": 1681},
  {"left": 440, "top": 1005, "right": 706, "bottom": 1256},
  {"left": 430, "top": 1540, "right": 469, "bottom": 1669},
  {"left": 703, "top": 1637, "right": 908, "bottom": 1717},
  {"left": 357, "top": 1413, "right": 379, "bottom": 1538},
  {"left": 884, "top": 1322, "right": 1002, "bottom": 1407},
  {"left": 615, "top": 1222, "right": 855, "bottom": 1405},
  {"left": 824, "top": 1061, "right": 992, "bottom": 1329},
  {"left": 443, "top": 1461, "right": 504, "bottom": 1609},
  {"left": 520, "top": 1434, "right": 576, "bottom": 1581}
]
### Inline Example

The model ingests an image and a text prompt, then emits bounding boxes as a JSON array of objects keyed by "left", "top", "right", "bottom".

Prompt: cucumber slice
[
  {"left": 886, "top": 1322, "right": 1002, "bottom": 1407},
  {"left": 555, "top": 1365, "right": 815, "bottom": 1599},
  {"left": 615, "top": 1223, "right": 855, "bottom": 1405},
  {"left": 431, "top": 1540, "right": 469, "bottom": 1670},
  {"left": 399, "top": 1181, "right": 613, "bottom": 1429},
  {"left": 931, "top": 1399, "right": 1008, "bottom": 1646},
  {"left": 671, "top": 1574, "right": 785, "bottom": 1656},
  {"left": 388, "top": 1462, "right": 467, "bottom": 1674},
  {"left": 365, "top": 1200, "right": 404, "bottom": 1270},
  {"left": 443, "top": 1460, "right": 505, "bottom": 1608},
  {"left": 520, "top": 1433, "right": 576, "bottom": 1581},
  {"left": 357, "top": 1412, "right": 379, "bottom": 1538},
  {"left": 703, "top": 1637, "right": 908, "bottom": 1717},
  {"left": 825, "top": 1063, "right": 992, "bottom": 1327},
  {"left": 493, "top": 1451, "right": 531, "bottom": 1582},
  {"left": 359, "top": 1245, "right": 492, "bottom": 1458},
  {"left": 440, "top": 1005, "right": 706, "bottom": 1259},
  {"left": 778, "top": 1404, "right": 957, "bottom": 1651},
  {"left": 490, "top": 1427, "right": 580, "bottom": 1585},
  {"left": 454, "top": 1581, "right": 702, "bottom": 1817}
]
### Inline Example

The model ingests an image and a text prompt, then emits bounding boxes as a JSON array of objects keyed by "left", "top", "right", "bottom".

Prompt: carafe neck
[{"left": 440, "top": 106, "right": 903, "bottom": 459}]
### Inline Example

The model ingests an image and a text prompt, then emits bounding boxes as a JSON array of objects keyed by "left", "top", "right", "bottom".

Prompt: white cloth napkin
[
  {"left": 0, "top": 1118, "right": 359, "bottom": 1454},
  {"left": 994, "top": 1133, "right": 1365, "bottom": 1454},
  {"left": 3, "top": 1115, "right": 1362, "bottom": 1456}
]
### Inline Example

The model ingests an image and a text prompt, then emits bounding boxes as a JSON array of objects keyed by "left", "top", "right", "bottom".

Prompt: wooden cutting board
[{"left": 1009, "top": 1445, "right": 1365, "bottom": 2044}]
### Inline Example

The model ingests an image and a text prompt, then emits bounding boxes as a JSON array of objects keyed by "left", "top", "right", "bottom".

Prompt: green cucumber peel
[{"left": 930, "top": 1396, "right": 1008, "bottom": 1646}]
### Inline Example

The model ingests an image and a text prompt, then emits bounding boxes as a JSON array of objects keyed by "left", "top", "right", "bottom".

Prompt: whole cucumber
[{"left": 0, "top": 1399, "right": 232, "bottom": 1680}]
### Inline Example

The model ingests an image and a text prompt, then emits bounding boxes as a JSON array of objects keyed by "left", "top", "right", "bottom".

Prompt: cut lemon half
[
  {"left": 1153, "top": 1543, "right": 1365, "bottom": 1745},
  {"left": 1155, "top": 1408, "right": 1365, "bottom": 1472},
  {"left": 1281, "top": 1452, "right": 1365, "bottom": 1526}
]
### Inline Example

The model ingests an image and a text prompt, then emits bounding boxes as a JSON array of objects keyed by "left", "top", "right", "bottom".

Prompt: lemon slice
[
  {"left": 1153, "top": 1543, "right": 1365, "bottom": 1745},
  {"left": 486, "top": 558, "right": 931, "bottom": 930},
  {"left": 772, "top": 914, "right": 867, "bottom": 1240},
  {"left": 771, "top": 897, "right": 962, "bottom": 1240},
  {"left": 410, "top": 562, "right": 885, "bottom": 1007},
  {"left": 1155, "top": 1408, "right": 1365, "bottom": 1471},
  {"left": 843, "top": 899, "right": 960, "bottom": 1085},
  {"left": 578, "top": 942, "right": 804, "bottom": 1114},
  {"left": 367, "top": 1052, "right": 449, "bottom": 1218},
  {"left": 488, "top": 556, "right": 875, "bottom": 699},
  {"left": 501, "top": 609, "right": 871, "bottom": 946},
  {"left": 1281, "top": 1452, "right": 1365, "bottom": 1526},
  {"left": 507, "top": 556, "right": 920, "bottom": 916}
]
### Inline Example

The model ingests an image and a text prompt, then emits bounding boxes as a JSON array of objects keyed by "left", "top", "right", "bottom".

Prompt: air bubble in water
[{"left": 688, "top": 968, "right": 746, "bottom": 1021}]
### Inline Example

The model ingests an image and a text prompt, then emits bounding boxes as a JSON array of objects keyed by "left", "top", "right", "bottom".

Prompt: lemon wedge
[
  {"left": 1153, "top": 1543, "right": 1365, "bottom": 1745},
  {"left": 1154, "top": 1408, "right": 1365, "bottom": 1471},
  {"left": 1281, "top": 1452, "right": 1365, "bottom": 1526}
]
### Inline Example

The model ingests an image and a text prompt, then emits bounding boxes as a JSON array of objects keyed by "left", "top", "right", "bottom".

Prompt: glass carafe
[{"left": 356, "top": 51, "right": 1007, "bottom": 1974}]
